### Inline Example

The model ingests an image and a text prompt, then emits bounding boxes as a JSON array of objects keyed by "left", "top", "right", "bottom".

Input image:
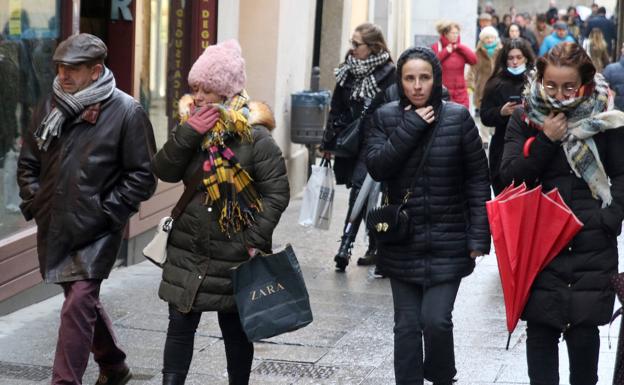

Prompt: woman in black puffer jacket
[
  {"left": 500, "top": 42, "right": 624, "bottom": 385},
  {"left": 321, "top": 22, "right": 395, "bottom": 271},
  {"left": 366, "top": 46, "right": 491, "bottom": 384},
  {"left": 480, "top": 38, "right": 534, "bottom": 195}
]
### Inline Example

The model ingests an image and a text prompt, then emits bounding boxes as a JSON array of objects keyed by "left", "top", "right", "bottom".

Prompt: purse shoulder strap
[
  {"left": 405, "top": 102, "right": 446, "bottom": 198},
  {"left": 171, "top": 167, "right": 204, "bottom": 220}
]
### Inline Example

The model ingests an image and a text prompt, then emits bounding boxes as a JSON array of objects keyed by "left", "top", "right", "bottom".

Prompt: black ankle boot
[
  {"left": 334, "top": 236, "right": 353, "bottom": 272},
  {"left": 357, "top": 247, "right": 377, "bottom": 266},
  {"left": 433, "top": 377, "right": 458, "bottom": 385},
  {"left": 163, "top": 373, "right": 186, "bottom": 385}
]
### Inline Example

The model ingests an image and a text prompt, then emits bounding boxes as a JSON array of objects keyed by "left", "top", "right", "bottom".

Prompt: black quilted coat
[
  {"left": 500, "top": 109, "right": 624, "bottom": 329},
  {"left": 322, "top": 60, "right": 396, "bottom": 188},
  {"left": 366, "top": 47, "right": 491, "bottom": 286}
]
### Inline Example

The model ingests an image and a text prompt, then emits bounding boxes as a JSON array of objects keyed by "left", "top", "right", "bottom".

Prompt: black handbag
[
  {"left": 325, "top": 103, "right": 370, "bottom": 158},
  {"left": 333, "top": 117, "right": 361, "bottom": 158},
  {"left": 232, "top": 244, "right": 313, "bottom": 342},
  {"left": 366, "top": 103, "right": 445, "bottom": 244}
]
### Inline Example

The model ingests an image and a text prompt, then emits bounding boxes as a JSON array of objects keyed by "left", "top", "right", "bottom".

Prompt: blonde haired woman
[
  {"left": 583, "top": 28, "right": 610, "bottom": 72},
  {"left": 432, "top": 20, "right": 477, "bottom": 108}
]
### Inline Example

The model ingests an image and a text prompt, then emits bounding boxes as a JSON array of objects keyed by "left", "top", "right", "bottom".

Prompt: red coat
[{"left": 432, "top": 35, "right": 477, "bottom": 108}]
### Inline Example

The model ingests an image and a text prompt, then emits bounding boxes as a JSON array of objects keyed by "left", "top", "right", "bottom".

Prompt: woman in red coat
[{"left": 432, "top": 20, "right": 477, "bottom": 108}]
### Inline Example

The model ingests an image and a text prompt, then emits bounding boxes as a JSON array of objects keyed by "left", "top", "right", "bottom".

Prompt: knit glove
[{"left": 186, "top": 107, "right": 220, "bottom": 134}]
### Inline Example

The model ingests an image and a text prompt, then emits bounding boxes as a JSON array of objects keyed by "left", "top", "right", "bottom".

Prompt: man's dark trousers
[{"left": 51, "top": 280, "right": 127, "bottom": 384}]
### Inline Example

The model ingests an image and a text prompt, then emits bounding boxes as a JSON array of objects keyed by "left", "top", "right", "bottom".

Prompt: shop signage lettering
[
  {"left": 111, "top": 0, "right": 133, "bottom": 21},
  {"left": 200, "top": 10, "right": 211, "bottom": 48},
  {"left": 170, "top": 4, "right": 186, "bottom": 121}
]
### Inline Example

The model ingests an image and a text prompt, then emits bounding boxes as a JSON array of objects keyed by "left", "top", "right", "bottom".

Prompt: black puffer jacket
[
  {"left": 322, "top": 60, "right": 396, "bottom": 188},
  {"left": 152, "top": 110, "right": 290, "bottom": 313},
  {"left": 500, "top": 109, "right": 624, "bottom": 329},
  {"left": 17, "top": 89, "right": 157, "bottom": 283},
  {"left": 367, "top": 47, "right": 491, "bottom": 285},
  {"left": 480, "top": 68, "right": 527, "bottom": 195}
]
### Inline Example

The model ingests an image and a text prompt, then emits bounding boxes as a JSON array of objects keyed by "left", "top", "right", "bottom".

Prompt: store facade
[{"left": 0, "top": 0, "right": 218, "bottom": 315}]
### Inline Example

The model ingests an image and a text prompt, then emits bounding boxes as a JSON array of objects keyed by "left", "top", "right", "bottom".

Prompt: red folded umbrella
[
  {"left": 486, "top": 183, "right": 528, "bottom": 338},
  {"left": 543, "top": 189, "right": 584, "bottom": 269},
  {"left": 487, "top": 183, "right": 583, "bottom": 349}
]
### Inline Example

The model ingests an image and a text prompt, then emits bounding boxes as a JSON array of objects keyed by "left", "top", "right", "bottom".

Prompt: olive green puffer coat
[{"left": 152, "top": 120, "right": 289, "bottom": 313}]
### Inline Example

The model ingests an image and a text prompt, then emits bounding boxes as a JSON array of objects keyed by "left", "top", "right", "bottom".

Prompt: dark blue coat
[
  {"left": 585, "top": 15, "right": 617, "bottom": 54},
  {"left": 604, "top": 59, "right": 624, "bottom": 111}
]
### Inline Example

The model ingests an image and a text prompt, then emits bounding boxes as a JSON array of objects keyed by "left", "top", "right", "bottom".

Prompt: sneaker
[
  {"left": 371, "top": 266, "right": 386, "bottom": 279},
  {"left": 95, "top": 366, "right": 132, "bottom": 385}
]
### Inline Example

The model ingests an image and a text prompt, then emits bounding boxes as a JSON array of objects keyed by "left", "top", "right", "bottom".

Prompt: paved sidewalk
[{"left": 0, "top": 185, "right": 620, "bottom": 384}]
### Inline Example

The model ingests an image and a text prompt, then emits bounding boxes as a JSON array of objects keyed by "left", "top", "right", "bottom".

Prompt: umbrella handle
[{"left": 608, "top": 307, "right": 623, "bottom": 350}]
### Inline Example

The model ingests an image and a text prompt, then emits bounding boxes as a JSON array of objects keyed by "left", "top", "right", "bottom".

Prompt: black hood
[{"left": 396, "top": 46, "right": 444, "bottom": 112}]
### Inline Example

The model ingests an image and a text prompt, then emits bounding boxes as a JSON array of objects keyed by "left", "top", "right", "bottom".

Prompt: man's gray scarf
[
  {"left": 35, "top": 67, "right": 116, "bottom": 151},
  {"left": 524, "top": 72, "right": 624, "bottom": 207},
  {"left": 334, "top": 51, "right": 390, "bottom": 101}
]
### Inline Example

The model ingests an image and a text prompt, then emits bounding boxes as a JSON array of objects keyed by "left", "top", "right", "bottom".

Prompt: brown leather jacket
[{"left": 17, "top": 89, "right": 157, "bottom": 283}]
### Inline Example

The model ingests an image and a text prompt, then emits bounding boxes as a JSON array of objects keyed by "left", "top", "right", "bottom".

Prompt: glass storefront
[
  {"left": 0, "top": 0, "right": 60, "bottom": 238},
  {"left": 148, "top": 0, "right": 170, "bottom": 149}
]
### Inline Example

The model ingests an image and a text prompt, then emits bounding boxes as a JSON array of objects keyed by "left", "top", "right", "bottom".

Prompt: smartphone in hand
[{"left": 508, "top": 95, "right": 522, "bottom": 103}]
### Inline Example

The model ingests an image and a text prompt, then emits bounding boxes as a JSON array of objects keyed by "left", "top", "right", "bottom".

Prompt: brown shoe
[{"left": 95, "top": 366, "right": 132, "bottom": 385}]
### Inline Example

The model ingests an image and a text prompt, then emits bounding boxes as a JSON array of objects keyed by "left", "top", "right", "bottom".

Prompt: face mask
[{"left": 508, "top": 64, "right": 526, "bottom": 75}]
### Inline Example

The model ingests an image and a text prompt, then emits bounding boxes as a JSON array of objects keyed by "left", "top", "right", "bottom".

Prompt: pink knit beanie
[{"left": 188, "top": 39, "right": 246, "bottom": 99}]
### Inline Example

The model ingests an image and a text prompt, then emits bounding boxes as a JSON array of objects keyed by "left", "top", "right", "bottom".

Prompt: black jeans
[
  {"left": 163, "top": 305, "right": 254, "bottom": 385},
  {"left": 390, "top": 278, "right": 461, "bottom": 385},
  {"left": 526, "top": 321, "right": 600, "bottom": 385}
]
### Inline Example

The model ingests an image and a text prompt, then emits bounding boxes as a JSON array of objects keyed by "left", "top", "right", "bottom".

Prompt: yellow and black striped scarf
[{"left": 199, "top": 91, "right": 263, "bottom": 236}]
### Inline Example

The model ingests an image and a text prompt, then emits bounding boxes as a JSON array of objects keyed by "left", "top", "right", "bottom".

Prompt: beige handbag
[
  {"left": 143, "top": 217, "right": 173, "bottom": 266},
  {"left": 142, "top": 169, "right": 203, "bottom": 267}
]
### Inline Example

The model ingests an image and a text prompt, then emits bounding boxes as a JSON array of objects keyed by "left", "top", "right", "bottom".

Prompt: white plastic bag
[
  {"left": 3, "top": 149, "right": 21, "bottom": 212},
  {"left": 298, "top": 159, "right": 335, "bottom": 230}
]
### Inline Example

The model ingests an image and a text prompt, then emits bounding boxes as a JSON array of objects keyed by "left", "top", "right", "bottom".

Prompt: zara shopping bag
[
  {"left": 298, "top": 158, "right": 334, "bottom": 230},
  {"left": 232, "top": 244, "right": 313, "bottom": 342}
]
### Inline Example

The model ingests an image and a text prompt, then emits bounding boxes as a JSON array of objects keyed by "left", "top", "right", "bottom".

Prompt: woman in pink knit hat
[{"left": 152, "top": 39, "right": 290, "bottom": 385}]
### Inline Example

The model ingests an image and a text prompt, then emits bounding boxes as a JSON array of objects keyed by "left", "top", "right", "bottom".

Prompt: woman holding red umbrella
[{"left": 500, "top": 42, "right": 624, "bottom": 385}]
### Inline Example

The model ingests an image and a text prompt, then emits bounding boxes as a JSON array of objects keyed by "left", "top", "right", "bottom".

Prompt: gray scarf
[
  {"left": 35, "top": 66, "right": 116, "bottom": 151},
  {"left": 334, "top": 51, "right": 390, "bottom": 101}
]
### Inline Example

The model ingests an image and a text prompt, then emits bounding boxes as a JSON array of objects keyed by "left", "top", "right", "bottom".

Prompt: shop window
[
  {"left": 0, "top": 0, "right": 60, "bottom": 238},
  {"left": 148, "top": 0, "right": 170, "bottom": 149}
]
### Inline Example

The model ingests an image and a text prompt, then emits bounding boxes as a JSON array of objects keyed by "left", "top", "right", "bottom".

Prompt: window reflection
[
  {"left": 0, "top": 0, "right": 60, "bottom": 237},
  {"left": 149, "top": 0, "right": 169, "bottom": 149}
]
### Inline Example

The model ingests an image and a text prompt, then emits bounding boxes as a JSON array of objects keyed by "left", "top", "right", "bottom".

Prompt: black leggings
[{"left": 163, "top": 305, "right": 254, "bottom": 385}]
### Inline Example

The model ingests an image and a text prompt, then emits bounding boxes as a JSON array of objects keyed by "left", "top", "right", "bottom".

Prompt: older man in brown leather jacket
[{"left": 17, "top": 33, "right": 157, "bottom": 385}]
